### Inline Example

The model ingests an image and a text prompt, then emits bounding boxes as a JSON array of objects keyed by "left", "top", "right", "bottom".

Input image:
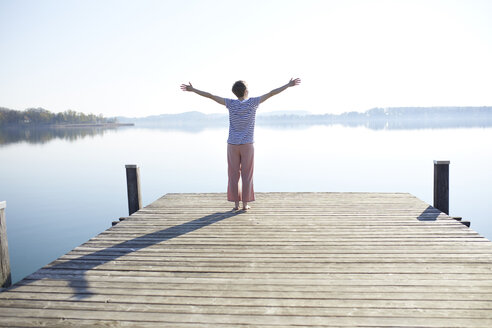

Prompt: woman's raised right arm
[{"left": 180, "top": 82, "right": 226, "bottom": 105}]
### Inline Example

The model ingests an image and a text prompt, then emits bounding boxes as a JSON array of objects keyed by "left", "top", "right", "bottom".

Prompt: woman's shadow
[{"left": 20, "top": 210, "right": 241, "bottom": 299}]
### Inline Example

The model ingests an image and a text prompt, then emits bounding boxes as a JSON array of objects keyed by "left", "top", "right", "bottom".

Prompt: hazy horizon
[{"left": 4, "top": 104, "right": 492, "bottom": 120}]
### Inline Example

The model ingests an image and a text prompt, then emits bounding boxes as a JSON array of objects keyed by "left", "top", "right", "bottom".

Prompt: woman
[{"left": 181, "top": 78, "right": 301, "bottom": 211}]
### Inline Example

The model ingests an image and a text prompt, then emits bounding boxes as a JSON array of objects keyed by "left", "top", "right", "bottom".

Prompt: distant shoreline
[{"left": 115, "top": 106, "right": 492, "bottom": 131}]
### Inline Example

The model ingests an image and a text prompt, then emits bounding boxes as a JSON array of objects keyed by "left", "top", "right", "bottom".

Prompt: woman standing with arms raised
[{"left": 181, "top": 78, "right": 301, "bottom": 211}]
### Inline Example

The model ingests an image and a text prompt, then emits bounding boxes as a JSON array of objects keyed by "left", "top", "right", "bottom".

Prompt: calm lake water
[{"left": 1, "top": 123, "right": 491, "bottom": 283}]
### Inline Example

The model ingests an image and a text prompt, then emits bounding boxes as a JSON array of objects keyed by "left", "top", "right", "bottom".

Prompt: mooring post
[
  {"left": 434, "top": 160, "right": 450, "bottom": 215},
  {"left": 0, "top": 201, "right": 11, "bottom": 288},
  {"left": 125, "top": 165, "right": 142, "bottom": 215}
]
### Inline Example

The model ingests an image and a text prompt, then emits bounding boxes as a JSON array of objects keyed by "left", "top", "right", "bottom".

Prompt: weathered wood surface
[
  {"left": 0, "top": 192, "right": 491, "bottom": 327},
  {"left": 0, "top": 201, "right": 10, "bottom": 289}
]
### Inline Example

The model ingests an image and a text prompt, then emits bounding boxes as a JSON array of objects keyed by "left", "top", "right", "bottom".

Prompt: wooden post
[
  {"left": 0, "top": 201, "right": 11, "bottom": 288},
  {"left": 434, "top": 160, "right": 450, "bottom": 215},
  {"left": 125, "top": 165, "right": 142, "bottom": 215}
]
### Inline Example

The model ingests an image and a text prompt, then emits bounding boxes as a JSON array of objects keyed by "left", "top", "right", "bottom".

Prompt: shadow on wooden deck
[
  {"left": 15, "top": 210, "right": 240, "bottom": 299},
  {"left": 8, "top": 202, "right": 450, "bottom": 300},
  {"left": 417, "top": 206, "right": 441, "bottom": 221}
]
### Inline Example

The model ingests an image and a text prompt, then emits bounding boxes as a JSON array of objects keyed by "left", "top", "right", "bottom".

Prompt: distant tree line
[{"left": 0, "top": 107, "right": 117, "bottom": 125}]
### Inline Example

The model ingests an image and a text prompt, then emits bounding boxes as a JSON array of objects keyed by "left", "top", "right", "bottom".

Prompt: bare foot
[{"left": 242, "top": 205, "right": 251, "bottom": 211}]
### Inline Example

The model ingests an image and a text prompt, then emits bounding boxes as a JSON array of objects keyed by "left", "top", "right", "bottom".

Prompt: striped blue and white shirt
[{"left": 225, "top": 97, "right": 261, "bottom": 145}]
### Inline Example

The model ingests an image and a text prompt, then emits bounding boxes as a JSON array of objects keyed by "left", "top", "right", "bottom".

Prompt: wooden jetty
[{"left": 0, "top": 192, "right": 491, "bottom": 327}]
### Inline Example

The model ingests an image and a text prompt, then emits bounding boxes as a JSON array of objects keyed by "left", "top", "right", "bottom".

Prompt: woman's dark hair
[{"left": 232, "top": 80, "right": 247, "bottom": 98}]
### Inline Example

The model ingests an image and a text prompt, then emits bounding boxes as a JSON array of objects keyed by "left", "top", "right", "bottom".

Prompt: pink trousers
[{"left": 227, "top": 143, "right": 255, "bottom": 202}]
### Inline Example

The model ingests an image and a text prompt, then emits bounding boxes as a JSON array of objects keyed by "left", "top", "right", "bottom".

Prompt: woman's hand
[
  {"left": 288, "top": 78, "right": 301, "bottom": 87},
  {"left": 180, "top": 82, "right": 194, "bottom": 92}
]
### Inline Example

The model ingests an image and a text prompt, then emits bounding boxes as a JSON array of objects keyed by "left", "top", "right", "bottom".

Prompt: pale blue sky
[{"left": 1, "top": 0, "right": 491, "bottom": 117}]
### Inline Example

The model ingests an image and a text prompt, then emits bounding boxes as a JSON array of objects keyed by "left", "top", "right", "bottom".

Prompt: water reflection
[
  {"left": 0, "top": 126, "right": 130, "bottom": 146},
  {"left": 256, "top": 116, "right": 492, "bottom": 130}
]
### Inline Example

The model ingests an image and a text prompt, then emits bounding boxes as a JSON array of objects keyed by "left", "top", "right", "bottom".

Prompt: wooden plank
[
  {"left": 3, "top": 291, "right": 492, "bottom": 310},
  {"left": 13, "top": 278, "right": 492, "bottom": 292},
  {"left": 24, "top": 269, "right": 492, "bottom": 283},
  {"left": 6, "top": 284, "right": 492, "bottom": 302},
  {"left": 23, "top": 271, "right": 492, "bottom": 286},
  {"left": 1, "top": 299, "right": 492, "bottom": 319},
  {"left": 1, "top": 307, "right": 492, "bottom": 327}
]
